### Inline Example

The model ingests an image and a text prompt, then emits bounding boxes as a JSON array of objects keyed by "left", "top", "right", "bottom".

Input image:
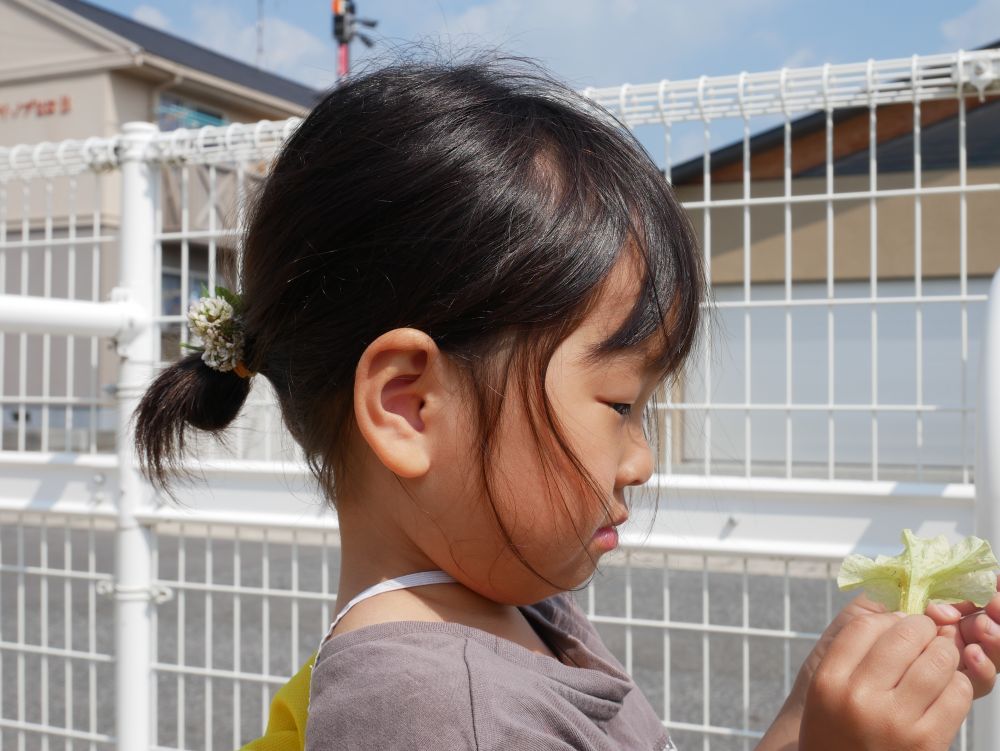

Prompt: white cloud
[
  {"left": 362, "top": 0, "right": 794, "bottom": 88},
  {"left": 782, "top": 47, "right": 814, "bottom": 69},
  {"left": 941, "top": 0, "right": 1000, "bottom": 49},
  {"left": 190, "top": 6, "right": 338, "bottom": 90},
  {"left": 132, "top": 4, "right": 170, "bottom": 31}
]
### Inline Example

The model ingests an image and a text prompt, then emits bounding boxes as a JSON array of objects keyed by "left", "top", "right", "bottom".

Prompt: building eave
[
  {"left": 138, "top": 55, "right": 313, "bottom": 118},
  {"left": 0, "top": 51, "right": 140, "bottom": 87},
  {"left": 0, "top": 51, "right": 311, "bottom": 120},
  {"left": 5, "top": 0, "right": 317, "bottom": 117}
]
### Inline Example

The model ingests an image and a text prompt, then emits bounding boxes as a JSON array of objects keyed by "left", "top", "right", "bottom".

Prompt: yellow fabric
[{"left": 240, "top": 652, "right": 316, "bottom": 751}]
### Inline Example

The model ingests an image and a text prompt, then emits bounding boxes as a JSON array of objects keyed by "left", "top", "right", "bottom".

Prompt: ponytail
[{"left": 131, "top": 351, "right": 253, "bottom": 499}]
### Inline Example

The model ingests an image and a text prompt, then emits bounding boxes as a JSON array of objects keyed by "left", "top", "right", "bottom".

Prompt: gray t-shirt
[{"left": 305, "top": 590, "right": 676, "bottom": 750}]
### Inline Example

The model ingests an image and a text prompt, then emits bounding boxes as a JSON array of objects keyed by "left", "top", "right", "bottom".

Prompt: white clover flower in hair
[
  {"left": 182, "top": 285, "right": 249, "bottom": 374},
  {"left": 187, "top": 297, "right": 234, "bottom": 340}
]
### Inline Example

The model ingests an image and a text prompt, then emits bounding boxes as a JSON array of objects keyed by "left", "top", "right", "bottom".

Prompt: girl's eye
[{"left": 609, "top": 402, "right": 632, "bottom": 417}]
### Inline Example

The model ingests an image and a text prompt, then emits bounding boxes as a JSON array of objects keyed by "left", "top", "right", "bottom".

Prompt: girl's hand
[
  {"left": 800, "top": 585, "right": 1000, "bottom": 700},
  {"left": 794, "top": 593, "right": 887, "bottom": 695},
  {"left": 799, "top": 612, "right": 973, "bottom": 750},
  {"left": 757, "top": 594, "right": 896, "bottom": 751},
  {"left": 926, "top": 577, "right": 1000, "bottom": 698},
  {"left": 757, "top": 589, "right": 998, "bottom": 751}
]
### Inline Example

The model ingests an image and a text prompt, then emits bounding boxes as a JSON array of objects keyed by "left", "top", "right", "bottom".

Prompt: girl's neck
[
  {"left": 331, "top": 523, "right": 563, "bottom": 663},
  {"left": 334, "top": 495, "right": 510, "bottom": 625}
]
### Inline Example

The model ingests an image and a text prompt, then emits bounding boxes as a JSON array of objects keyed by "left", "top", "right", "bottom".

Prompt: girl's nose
[{"left": 618, "top": 423, "right": 654, "bottom": 488}]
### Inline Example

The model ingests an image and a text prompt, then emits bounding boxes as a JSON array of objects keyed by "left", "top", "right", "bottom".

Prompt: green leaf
[
  {"left": 210, "top": 285, "right": 243, "bottom": 315},
  {"left": 837, "top": 530, "right": 998, "bottom": 614},
  {"left": 215, "top": 285, "right": 237, "bottom": 307},
  {"left": 178, "top": 341, "right": 204, "bottom": 352}
]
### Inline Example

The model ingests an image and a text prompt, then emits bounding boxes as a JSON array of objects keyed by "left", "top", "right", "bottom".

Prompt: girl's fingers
[
  {"left": 854, "top": 614, "right": 938, "bottom": 691},
  {"left": 958, "top": 613, "right": 1000, "bottom": 674},
  {"left": 850, "top": 592, "right": 888, "bottom": 615},
  {"left": 919, "top": 670, "right": 974, "bottom": 742},
  {"left": 960, "top": 642, "right": 998, "bottom": 699},
  {"left": 818, "top": 613, "right": 906, "bottom": 685},
  {"left": 926, "top": 601, "right": 966, "bottom": 623},
  {"left": 894, "top": 634, "right": 962, "bottom": 714}
]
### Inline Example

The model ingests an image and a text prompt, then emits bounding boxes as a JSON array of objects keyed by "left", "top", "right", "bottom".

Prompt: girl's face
[{"left": 432, "top": 258, "right": 661, "bottom": 605}]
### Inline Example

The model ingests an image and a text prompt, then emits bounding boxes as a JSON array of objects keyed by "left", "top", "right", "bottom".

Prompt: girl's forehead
[
  {"left": 582, "top": 255, "right": 645, "bottom": 335},
  {"left": 570, "top": 249, "right": 679, "bottom": 376},
  {"left": 572, "top": 289, "right": 660, "bottom": 371}
]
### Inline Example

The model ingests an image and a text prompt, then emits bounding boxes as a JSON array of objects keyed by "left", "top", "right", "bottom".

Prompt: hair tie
[{"left": 183, "top": 284, "right": 256, "bottom": 378}]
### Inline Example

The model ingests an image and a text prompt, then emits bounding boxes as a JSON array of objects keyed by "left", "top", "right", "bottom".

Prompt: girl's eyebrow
[
  {"left": 582, "top": 338, "right": 667, "bottom": 375},
  {"left": 600, "top": 346, "right": 663, "bottom": 376},
  {"left": 624, "top": 341, "right": 666, "bottom": 369}
]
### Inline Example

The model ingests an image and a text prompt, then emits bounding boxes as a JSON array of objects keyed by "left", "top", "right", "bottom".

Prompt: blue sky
[{"left": 88, "top": 0, "right": 1000, "bottom": 164}]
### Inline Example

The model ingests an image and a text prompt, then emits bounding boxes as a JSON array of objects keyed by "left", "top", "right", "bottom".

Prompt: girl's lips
[{"left": 592, "top": 525, "right": 619, "bottom": 550}]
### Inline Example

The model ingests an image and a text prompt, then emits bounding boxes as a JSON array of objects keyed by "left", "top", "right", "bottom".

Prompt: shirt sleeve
[
  {"left": 305, "top": 634, "right": 478, "bottom": 750},
  {"left": 242, "top": 652, "right": 315, "bottom": 751}
]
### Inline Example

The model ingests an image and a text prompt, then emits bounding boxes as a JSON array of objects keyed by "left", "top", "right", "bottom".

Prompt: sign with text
[{"left": 0, "top": 95, "right": 72, "bottom": 120}]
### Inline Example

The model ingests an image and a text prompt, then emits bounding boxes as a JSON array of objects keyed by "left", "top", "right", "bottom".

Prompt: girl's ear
[{"left": 352, "top": 328, "right": 448, "bottom": 478}]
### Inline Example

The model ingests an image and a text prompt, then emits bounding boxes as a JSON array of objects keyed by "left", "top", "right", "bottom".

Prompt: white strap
[{"left": 317, "top": 570, "right": 458, "bottom": 651}]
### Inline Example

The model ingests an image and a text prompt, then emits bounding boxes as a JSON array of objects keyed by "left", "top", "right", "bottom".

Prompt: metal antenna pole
[{"left": 256, "top": 0, "right": 264, "bottom": 68}]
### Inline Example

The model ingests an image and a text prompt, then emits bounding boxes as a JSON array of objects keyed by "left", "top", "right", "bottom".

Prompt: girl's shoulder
[
  {"left": 306, "top": 628, "right": 478, "bottom": 751},
  {"left": 306, "top": 595, "right": 674, "bottom": 751}
]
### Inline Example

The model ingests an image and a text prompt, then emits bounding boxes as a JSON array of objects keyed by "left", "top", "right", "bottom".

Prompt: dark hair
[{"left": 133, "top": 53, "right": 705, "bottom": 587}]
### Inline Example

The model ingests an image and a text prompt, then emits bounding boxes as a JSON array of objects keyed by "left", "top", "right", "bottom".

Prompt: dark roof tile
[
  {"left": 670, "top": 37, "right": 1000, "bottom": 183},
  {"left": 48, "top": 0, "right": 324, "bottom": 109}
]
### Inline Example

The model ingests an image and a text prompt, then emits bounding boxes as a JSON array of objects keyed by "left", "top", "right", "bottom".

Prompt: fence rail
[{"left": 585, "top": 49, "right": 1000, "bottom": 125}]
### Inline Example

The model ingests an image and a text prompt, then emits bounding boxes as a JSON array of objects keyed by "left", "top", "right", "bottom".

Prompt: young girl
[{"left": 133, "top": 56, "right": 1000, "bottom": 750}]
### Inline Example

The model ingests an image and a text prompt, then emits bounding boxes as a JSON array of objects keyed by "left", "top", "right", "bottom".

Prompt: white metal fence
[{"left": 0, "top": 49, "right": 998, "bottom": 750}]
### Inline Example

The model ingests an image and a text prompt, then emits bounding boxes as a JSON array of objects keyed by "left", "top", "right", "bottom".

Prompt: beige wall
[
  {"left": 108, "top": 71, "right": 153, "bottom": 130},
  {"left": 0, "top": 0, "right": 119, "bottom": 144},
  {"left": 674, "top": 168, "right": 1000, "bottom": 284},
  {"left": 0, "top": 0, "right": 107, "bottom": 71},
  {"left": 0, "top": 72, "right": 109, "bottom": 145},
  {"left": 0, "top": 69, "right": 119, "bottom": 253}
]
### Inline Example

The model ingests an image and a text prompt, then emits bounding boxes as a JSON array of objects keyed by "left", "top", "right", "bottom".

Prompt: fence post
[
  {"left": 974, "top": 266, "right": 1000, "bottom": 751},
  {"left": 113, "top": 121, "right": 160, "bottom": 751}
]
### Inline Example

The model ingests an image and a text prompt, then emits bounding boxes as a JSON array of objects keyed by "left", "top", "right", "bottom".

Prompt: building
[
  {"left": 669, "top": 41, "right": 1000, "bottom": 287},
  {"left": 666, "top": 47, "right": 1000, "bottom": 478},
  {"left": 0, "top": 0, "right": 319, "bottom": 144},
  {"left": 0, "top": 0, "right": 324, "bottom": 451}
]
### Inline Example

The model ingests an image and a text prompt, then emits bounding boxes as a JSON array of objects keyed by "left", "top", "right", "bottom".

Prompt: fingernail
[
  {"left": 893, "top": 611, "right": 908, "bottom": 618},
  {"left": 983, "top": 615, "right": 996, "bottom": 635},
  {"left": 939, "top": 604, "right": 963, "bottom": 619},
  {"left": 972, "top": 645, "right": 986, "bottom": 664}
]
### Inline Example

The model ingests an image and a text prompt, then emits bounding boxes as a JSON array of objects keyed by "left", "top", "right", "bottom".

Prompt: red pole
[
  {"left": 332, "top": 0, "right": 349, "bottom": 79},
  {"left": 338, "top": 42, "right": 350, "bottom": 78}
]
